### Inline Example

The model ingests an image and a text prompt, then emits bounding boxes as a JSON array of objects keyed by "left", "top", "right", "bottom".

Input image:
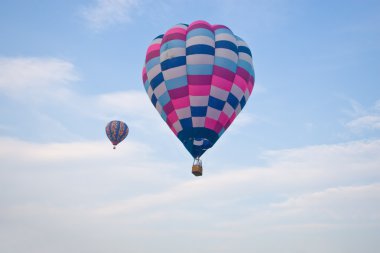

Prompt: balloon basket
[{"left": 192, "top": 164, "right": 203, "bottom": 176}]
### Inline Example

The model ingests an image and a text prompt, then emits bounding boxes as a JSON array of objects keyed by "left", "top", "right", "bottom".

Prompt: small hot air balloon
[
  {"left": 142, "top": 20, "right": 255, "bottom": 176},
  {"left": 105, "top": 120, "right": 129, "bottom": 149}
]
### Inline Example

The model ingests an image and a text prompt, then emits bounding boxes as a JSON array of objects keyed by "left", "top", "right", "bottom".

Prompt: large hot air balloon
[
  {"left": 105, "top": 120, "right": 129, "bottom": 149},
  {"left": 142, "top": 20, "right": 255, "bottom": 176}
]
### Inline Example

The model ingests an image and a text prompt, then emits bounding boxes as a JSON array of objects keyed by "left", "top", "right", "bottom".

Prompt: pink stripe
[
  {"left": 205, "top": 117, "right": 217, "bottom": 130},
  {"left": 248, "top": 75, "right": 254, "bottom": 94},
  {"left": 187, "top": 20, "right": 212, "bottom": 32},
  {"left": 142, "top": 67, "right": 147, "bottom": 83},
  {"left": 189, "top": 85, "right": 211, "bottom": 96},
  {"left": 212, "top": 76, "right": 233, "bottom": 91},
  {"left": 162, "top": 33, "right": 186, "bottom": 44},
  {"left": 172, "top": 96, "right": 190, "bottom": 109},
  {"left": 163, "top": 102, "right": 175, "bottom": 114},
  {"left": 145, "top": 44, "right": 161, "bottom": 62},
  {"left": 225, "top": 112, "right": 236, "bottom": 129},
  {"left": 218, "top": 112, "right": 229, "bottom": 126},
  {"left": 213, "top": 65, "right": 235, "bottom": 82},
  {"left": 187, "top": 75, "right": 212, "bottom": 85},
  {"left": 214, "top": 121, "right": 223, "bottom": 133},
  {"left": 146, "top": 43, "right": 160, "bottom": 55},
  {"left": 236, "top": 66, "right": 250, "bottom": 82},
  {"left": 167, "top": 111, "right": 179, "bottom": 124},
  {"left": 212, "top": 24, "right": 230, "bottom": 31},
  {"left": 234, "top": 75, "right": 247, "bottom": 93},
  {"left": 146, "top": 50, "right": 160, "bottom": 62},
  {"left": 169, "top": 125, "right": 178, "bottom": 135},
  {"left": 164, "top": 27, "right": 187, "bottom": 36},
  {"left": 168, "top": 86, "right": 188, "bottom": 99}
]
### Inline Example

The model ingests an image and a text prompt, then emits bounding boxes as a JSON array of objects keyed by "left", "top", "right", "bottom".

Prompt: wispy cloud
[
  {"left": 81, "top": 0, "right": 139, "bottom": 31},
  {"left": 345, "top": 99, "right": 380, "bottom": 132},
  {"left": 0, "top": 57, "right": 79, "bottom": 98}
]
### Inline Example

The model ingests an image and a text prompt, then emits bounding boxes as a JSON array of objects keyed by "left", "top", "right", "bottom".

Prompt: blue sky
[{"left": 1, "top": 0, "right": 380, "bottom": 252}]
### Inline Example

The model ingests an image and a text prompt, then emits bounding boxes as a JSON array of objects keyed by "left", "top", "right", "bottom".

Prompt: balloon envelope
[
  {"left": 105, "top": 120, "right": 129, "bottom": 147},
  {"left": 142, "top": 20, "right": 255, "bottom": 158}
]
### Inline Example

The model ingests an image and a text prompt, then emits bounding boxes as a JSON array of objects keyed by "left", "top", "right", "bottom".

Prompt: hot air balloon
[
  {"left": 142, "top": 20, "right": 255, "bottom": 176},
  {"left": 105, "top": 120, "right": 129, "bottom": 149}
]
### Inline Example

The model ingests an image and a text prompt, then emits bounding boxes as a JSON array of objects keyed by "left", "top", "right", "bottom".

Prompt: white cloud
[
  {"left": 347, "top": 115, "right": 380, "bottom": 130},
  {"left": 0, "top": 57, "right": 79, "bottom": 97},
  {"left": 81, "top": 0, "right": 139, "bottom": 30},
  {"left": 1, "top": 137, "right": 380, "bottom": 252},
  {"left": 345, "top": 99, "right": 380, "bottom": 132}
]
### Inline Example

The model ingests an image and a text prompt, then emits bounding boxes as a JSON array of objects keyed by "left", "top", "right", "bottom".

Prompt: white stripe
[
  {"left": 215, "top": 48, "right": 238, "bottom": 62},
  {"left": 155, "top": 102, "right": 163, "bottom": 114},
  {"left": 192, "top": 117, "right": 206, "bottom": 127},
  {"left": 237, "top": 39, "right": 249, "bottom": 47},
  {"left": 223, "top": 103, "right": 234, "bottom": 117},
  {"left": 153, "top": 82, "right": 167, "bottom": 98},
  {"left": 186, "top": 36, "right": 215, "bottom": 47},
  {"left": 147, "top": 86, "right": 154, "bottom": 99},
  {"left": 173, "top": 121, "right": 183, "bottom": 132},
  {"left": 176, "top": 107, "right": 191, "bottom": 119},
  {"left": 190, "top": 95, "right": 209, "bottom": 106},
  {"left": 146, "top": 63, "right": 161, "bottom": 81},
  {"left": 210, "top": 85, "right": 229, "bottom": 101},
  {"left": 186, "top": 54, "right": 214, "bottom": 65},
  {"left": 206, "top": 107, "right": 221, "bottom": 120},
  {"left": 230, "top": 84, "right": 244, "bottom": 100},
  {"left": 235, "top": 104, "right": 242, "bottom": 115},
  {"left": 160, "top": 47, "right": 186, "bottom": 61},
  {"left": 215, "top": 33, "right": 236, "bottom": 42},
  {"left": 162, "top": 65, "right": 187, "bottom": 80},
  {"left": 239, "top": 52, "right": 252, "bottom": 63}
]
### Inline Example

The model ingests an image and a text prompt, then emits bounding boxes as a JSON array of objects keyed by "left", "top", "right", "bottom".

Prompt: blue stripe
[
  {"left": 154, "top": 34, "right": 164, "bottom": 39},
  {"left": 240, "top": 96, "right": 247, "bottom": 108},
  {"left": 214, "top": 57, "right": 237, "bottom": 73},
  {"left": 227, "top": 93, "right": 239, "bottom": 109},
  {"left": 107, "top": 124, "right": 113, "bottom": 142},
  {"left": 179, "top": 118, "right": 193, "bottom": 129},
  {"left": 187, "top": 64, "right": 213, "bottom": 75},
  {"left": 208, "top": 96, "right": 225, "bottom": 110},
  {"left": 115, "top": 121, "right": 121, "bottom": 143},
  {"left": 214, "top": 28, "right": 232, "bottom": 35},
  {"left": 157, "top": 91, "right": 170, "bottom": 106},
  {"left": 187, "top": 28, "right": 214, "bottom": 39},
  {"left": 151, "top": 93, "right": 158, "bottom": 107},
  {"left": 150, "top": 72, "right": 164, "bottom": 90},
  {"left": 161, "top": 56, "right": 186, "bottom": 71},
  {"left": 216, "top": 40, "right": 237, "bottom": 52},
  {"left": 146, "top": 57, "right": 160, "bottom": 71},
  {"left": 121, "top": 123, "right": 128, "bottom": 140},
  {"left": 144, "top": 80, "right": 150, "bottom": 91},
  {"left": 161, "top": 40, "right": 186, "bottom": 52},
  {"left": 191, "top": 106, "right": 208, "bottom": 117},
  {"left": 165, "top": 75, "right": 188, "bottom": 90},
  {"left": 239, "top": 46, "right": 252, "bottom": 57},
  {"left": 186, "top": 45, "right": 215, "bottom": 55},
  {"left": 237, "top": 59, "right": 254, "bottom": 76},
  {"left": 160, "top": 111, "right": 167, "bottom": 121}
]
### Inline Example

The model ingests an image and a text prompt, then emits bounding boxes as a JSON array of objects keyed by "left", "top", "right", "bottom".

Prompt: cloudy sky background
[{"left": 1, "top": 0, "right": 380, "bottom": 252}]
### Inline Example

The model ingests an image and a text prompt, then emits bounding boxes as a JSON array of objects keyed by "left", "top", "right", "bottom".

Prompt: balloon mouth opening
[{"left": 192, "top": 138, "right": 213, "bottom": 151}]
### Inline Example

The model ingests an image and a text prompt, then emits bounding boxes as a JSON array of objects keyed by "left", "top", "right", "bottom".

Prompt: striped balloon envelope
[
  {"left": 105, "top": 120, "right": 129, "bottom": 149},
  {"left": 142, "top": 20, "right": 255, "bottom": 159}
]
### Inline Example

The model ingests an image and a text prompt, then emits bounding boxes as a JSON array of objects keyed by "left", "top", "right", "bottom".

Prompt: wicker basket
[{"left": 192, "top": 165, "right": 203, "bottom": 176}]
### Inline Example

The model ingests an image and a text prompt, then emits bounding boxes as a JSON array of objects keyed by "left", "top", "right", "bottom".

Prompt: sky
[{"left": 0, "top": 0, "right": 380, "bottom": 252}]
